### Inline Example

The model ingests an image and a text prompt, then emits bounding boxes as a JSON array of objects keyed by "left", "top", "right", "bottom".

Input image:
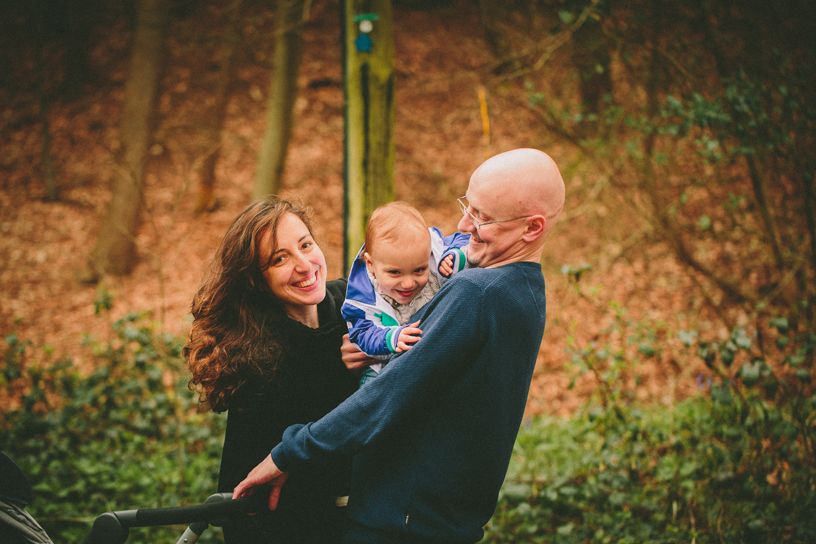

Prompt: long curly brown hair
[{"left": 184, "top": 199, "right": 314, "bottom": 412}]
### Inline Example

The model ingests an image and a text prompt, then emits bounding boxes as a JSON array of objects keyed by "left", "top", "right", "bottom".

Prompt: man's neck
[{"left": 484, "top": 250, "right": 543, "bottom": 269}]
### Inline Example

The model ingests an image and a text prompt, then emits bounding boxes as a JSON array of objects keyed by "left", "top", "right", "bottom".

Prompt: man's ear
[{"left": 522, "top": 215, "right": 546, "bottom": 242}]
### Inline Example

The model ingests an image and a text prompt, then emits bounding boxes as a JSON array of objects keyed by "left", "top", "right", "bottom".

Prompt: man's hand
[
  {"left": 233, "top": 455, "right": 290, "bottom": 510},
  {"left": 395, "top": 321, "right": 422, "bottom": 352},
  {"left": 341, "top": 334, "right": 379, "bottom": 371}
]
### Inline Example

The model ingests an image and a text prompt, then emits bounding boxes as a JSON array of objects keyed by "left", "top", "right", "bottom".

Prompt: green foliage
[
  {"left": 522, "top": 0, "right": 816, "bottom": 321},
  {"left": 1, "top": 315, "right": 226, "bottom": 543},
  {"left": 486, "top": 393, "right": 815, "bottom": 543},
  {"left": 484, "top": 309, "right": 816, "bottom": 543}
]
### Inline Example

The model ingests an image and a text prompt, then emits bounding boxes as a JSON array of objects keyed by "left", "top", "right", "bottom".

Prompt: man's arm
[
  {"left": 234, "top": 334, "right": 379, "bottom": 509},
  {"left": 233, "top": 274, "right": 486, "bottom": 498},
  {"left": 277, "top": 276, "right": 486, "bottom": 465}
]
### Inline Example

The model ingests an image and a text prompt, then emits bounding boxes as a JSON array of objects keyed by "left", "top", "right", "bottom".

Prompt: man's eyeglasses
[{"left": 457, "top": 196, "right": 531, "bottom": 231}]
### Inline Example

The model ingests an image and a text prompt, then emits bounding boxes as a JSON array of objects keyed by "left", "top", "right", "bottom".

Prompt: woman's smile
[{"left": 294, "top": 272, "right": 318, "bottom": 288}]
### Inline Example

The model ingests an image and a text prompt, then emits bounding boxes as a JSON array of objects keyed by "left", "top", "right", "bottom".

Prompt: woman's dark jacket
[{"left": 217, "top": 279, "right": 358, "bottom": 543}]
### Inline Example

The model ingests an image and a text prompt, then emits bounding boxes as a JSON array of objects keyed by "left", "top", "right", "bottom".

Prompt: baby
[{"left": 342, "top": 201, "right": 470, "bottom": 386}]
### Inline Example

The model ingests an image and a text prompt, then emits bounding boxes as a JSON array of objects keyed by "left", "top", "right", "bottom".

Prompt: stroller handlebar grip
[{"left": 82, "top": 491, "right": 270, "bottom": 544}]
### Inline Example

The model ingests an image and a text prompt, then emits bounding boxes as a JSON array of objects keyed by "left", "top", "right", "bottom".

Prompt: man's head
[{"left": 458, "top": 148, "right": 565, "bottom": 268}]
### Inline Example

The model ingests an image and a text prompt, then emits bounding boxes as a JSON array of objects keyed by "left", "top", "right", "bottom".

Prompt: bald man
[{"left": 234, "top": 149, "right": 566, "bottom": 544}]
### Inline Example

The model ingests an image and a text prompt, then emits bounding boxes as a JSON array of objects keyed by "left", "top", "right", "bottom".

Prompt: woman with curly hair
[{"left": 185, "top": 199, "right": 362, "bottom": 543}]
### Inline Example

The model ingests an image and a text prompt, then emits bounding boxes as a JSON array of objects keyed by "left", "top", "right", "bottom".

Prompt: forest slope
[{"left": 0, "top": 0, "right": 707, "bottom": 415}]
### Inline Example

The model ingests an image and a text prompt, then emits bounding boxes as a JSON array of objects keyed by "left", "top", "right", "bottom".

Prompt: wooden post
[{"left": 342, "top": 0, "right": 395, "bottom": 272}]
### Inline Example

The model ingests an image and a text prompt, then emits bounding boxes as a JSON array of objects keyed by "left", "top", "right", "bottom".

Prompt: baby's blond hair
[{"left": 363, "top": 201, "right": 430, "bottom": 259}]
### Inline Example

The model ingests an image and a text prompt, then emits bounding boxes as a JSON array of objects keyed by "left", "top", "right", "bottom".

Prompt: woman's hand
[{"left": 341, "top": 334, "right": 379, "bottom": 371}]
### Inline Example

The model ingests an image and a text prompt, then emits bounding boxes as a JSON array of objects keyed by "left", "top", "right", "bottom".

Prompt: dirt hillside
[{"left": 0, "top": 0, "right": 707, "bottom": 416}]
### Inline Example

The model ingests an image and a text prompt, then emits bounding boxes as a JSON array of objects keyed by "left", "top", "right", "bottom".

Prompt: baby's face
[{"left": 365, "top": 238, "right": 431, "bottom": 304}]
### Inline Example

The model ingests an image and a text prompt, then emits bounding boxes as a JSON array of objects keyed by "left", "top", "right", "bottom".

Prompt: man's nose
[{"left": 457, "top": 213, "right": 473, "bottom": 232}]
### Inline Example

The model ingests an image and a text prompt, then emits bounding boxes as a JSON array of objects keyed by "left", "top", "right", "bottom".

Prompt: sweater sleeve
[
  {"left": 439, "top": 233, "right": 470, "bottom": 277},
  {"left": 343, "top": 306, "right": 407, "bottom": 357},
  {"left": 441, "top": 231, "right": 471, "bottom": 251},
  {"left": 430, "top": 228, "right": 470, "bottom": 279},
  {"left": 271, "top": 274, "right": 486, "bottom": 471},
  {"left": 341, "top": 251, "right": 405, "bottom": 358}
]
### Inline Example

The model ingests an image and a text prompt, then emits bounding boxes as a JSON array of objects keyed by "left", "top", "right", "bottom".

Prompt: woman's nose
[{"left": 293, "top": 252, "right": 310, "bottom": 272}]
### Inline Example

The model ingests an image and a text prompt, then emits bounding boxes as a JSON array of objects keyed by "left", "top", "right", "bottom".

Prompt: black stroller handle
[{"left": 82, "top": 491, "right": 270, "bottom": 544}]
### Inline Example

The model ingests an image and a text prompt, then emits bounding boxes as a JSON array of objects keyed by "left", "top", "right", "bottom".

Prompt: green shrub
[
  {"left": 4, "top": 308, "right": 814, "bottom": 543},
  {"left": 1, "top": 314, "right": 226, "bottom": 543},
  {"left": 487, "top": 396, "right": 815, "bottom": 543},
  {"left": 484, "top": 312, "right": 816, "bottom": 543}
]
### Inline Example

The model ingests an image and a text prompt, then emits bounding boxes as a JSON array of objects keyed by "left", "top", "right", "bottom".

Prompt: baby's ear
[{"left": 363, "top": 252, "right": 375, "bottom": 275}]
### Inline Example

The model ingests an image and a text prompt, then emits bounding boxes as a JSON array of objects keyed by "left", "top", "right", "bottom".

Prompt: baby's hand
[
  {"left": 439, "top": 254, "right": 455, "bottom": 277},
  {"left": 395, "top": 321, "right": 422, "bottom": 352}
]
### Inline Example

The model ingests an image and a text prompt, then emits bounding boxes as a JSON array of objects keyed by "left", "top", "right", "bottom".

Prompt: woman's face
[{"left": 260, "top": 213, "right": 327, "bottom": 325}]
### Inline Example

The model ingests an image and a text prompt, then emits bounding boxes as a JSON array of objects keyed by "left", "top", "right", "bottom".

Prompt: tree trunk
[
  {"left": 81, "top": 0, "right": 168, "bottom": 282},
  {"left": 252, "top": 0, "right": 307, "bottom": 201},
  {"left": 34, "top": 2, "right": 57, "bottom": 201},
  {"left": 63, "top": 1, "right": 97, "bottom": 99},
  {"left": 342, "top": 0, "right": 395, "bottom": 271},
  {"left": 569, "top": 0, "right": 612, "bottom": 115},
  {"left": 196, "top": 0, "right": 243, "bottom": 214}
]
